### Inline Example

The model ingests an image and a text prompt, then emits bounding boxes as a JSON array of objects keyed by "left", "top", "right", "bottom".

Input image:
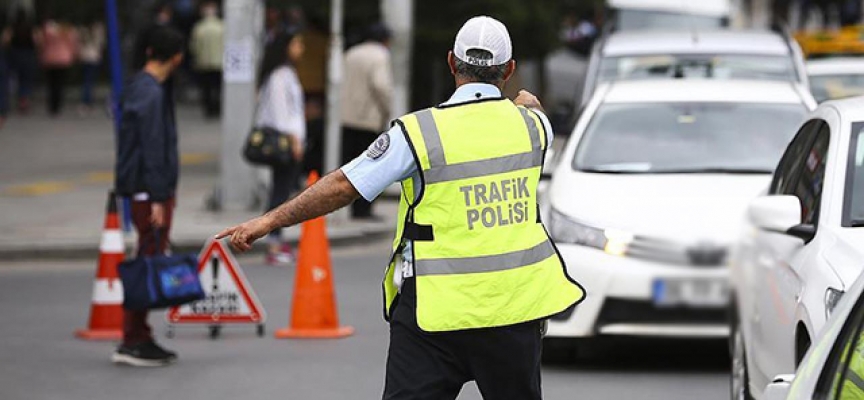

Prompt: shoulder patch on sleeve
[{"left": 366, "top": 132, "right": 391, "bottom": 160}]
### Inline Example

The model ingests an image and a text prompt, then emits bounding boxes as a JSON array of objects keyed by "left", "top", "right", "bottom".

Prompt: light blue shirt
[{"left": 340, "top": 83, "right": 555, "bottom": 288}]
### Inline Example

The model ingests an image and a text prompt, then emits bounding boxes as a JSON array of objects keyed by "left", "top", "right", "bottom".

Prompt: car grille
[
  {"left": 596, "top": 298, "right": 728, "bottom": 326},
  {"left": 626, "top": 236, "right": 728, "bottom": 268}
]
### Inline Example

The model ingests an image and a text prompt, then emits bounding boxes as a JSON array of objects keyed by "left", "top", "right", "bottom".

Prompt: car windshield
[
  {"left": 599, "top": 55, "right": 797, "bottom": 83},
  {"left": 573, "top": 102, "right": 808, "bottom": 173},
  {"left": 809, "top": 74, "right": 864, "bottom": 102},
  {"left": 616, "top": 9, "right": 725, "bottom": 30}
]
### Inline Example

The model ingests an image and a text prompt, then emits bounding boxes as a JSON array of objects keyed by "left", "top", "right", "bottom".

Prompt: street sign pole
[
  {"left": 325, "top": 0, "right": 347, "bottom": 222},
  {"left": 219, "top": 0, "right": 264, "bottom": 211},
  {"left": 382, "top": 0, "right": 414, "bottom": 119}
]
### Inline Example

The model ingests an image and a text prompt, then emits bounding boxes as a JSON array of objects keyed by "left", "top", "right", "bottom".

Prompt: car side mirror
[
  {"left": 748, "top": 195, "right": 815, "bottom": 243},
  {"left": 762, "top": 374, "right": 794, "bottom": 400}
]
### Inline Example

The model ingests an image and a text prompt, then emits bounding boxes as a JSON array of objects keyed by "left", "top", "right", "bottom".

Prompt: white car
[
  {"left": 731, "top": 96, "right": 864, "bottom": 399},
  {"left": 606, "top": 0, "right": 731, "bottom": 31},
  {"left": 760, "top": 272, "right": 864, "bottom": 400},
  {"left": 807, "top": 58, "right": 864, "bottom": 103},
  {"left": 580, "top": 30, "right": 809, "bottom": 107},
  {"left": 542, "top": 79, "right": 814, "bottom": 358}
]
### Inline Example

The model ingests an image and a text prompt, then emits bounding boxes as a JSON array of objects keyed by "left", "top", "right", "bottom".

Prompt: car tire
[{"left": 731, "top": 322, "right": 754, "bottom": 400}]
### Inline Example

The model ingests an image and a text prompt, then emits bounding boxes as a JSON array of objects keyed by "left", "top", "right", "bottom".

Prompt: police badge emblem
[{"left": 367, "top": 133, "right": 390, "bottom": 160}]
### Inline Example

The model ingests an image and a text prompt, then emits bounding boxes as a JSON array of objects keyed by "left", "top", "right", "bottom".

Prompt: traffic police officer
[{"left": 217, "top": 16, "right": 584, "bottom": 400}]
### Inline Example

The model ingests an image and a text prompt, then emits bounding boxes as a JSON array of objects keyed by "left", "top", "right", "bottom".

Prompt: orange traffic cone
[
  {"left": 75, "top": 192, "right": 125, "bottom": 340},
  {"left": 275, "top": 172, "right": 354, "bottom": 339}
]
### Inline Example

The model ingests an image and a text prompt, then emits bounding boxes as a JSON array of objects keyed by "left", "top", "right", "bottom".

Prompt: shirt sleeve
[
  {"left": 531, "top": 108, "right": 555, "bottom": 150},
  {"left": 340, "top": 125, "right": 417, "bottom": 201},
  {"left": 264, "top": 69, "right": 304, "bottom": 138},
  {"left": 138, "top": 89, "right": 172, "bottom": 202}
]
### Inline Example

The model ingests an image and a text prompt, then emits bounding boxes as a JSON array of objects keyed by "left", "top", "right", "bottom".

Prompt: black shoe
[
  {"left": 111, "top": 341, "right": 176, "bottom": 367},
  {"left": 146, "top": 341, "right": 178, "bottom": 361}
]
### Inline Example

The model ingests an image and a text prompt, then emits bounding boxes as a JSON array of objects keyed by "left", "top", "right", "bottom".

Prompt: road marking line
[{"left": 3, "top": 181, "right": 74, "bottom": 196}]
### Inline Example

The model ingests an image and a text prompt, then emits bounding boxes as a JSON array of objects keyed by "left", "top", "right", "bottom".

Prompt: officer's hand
[
  {"left": 215, "top": 216, "right": 273, "bottom": 252},
  {"left": 514, "top": 89, "right": 544, "bottom": 112}
]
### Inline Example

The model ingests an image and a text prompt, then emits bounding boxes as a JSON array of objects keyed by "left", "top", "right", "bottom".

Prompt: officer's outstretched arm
[{"left": 215, "top": 170, "right": 361, "bottom": 252}]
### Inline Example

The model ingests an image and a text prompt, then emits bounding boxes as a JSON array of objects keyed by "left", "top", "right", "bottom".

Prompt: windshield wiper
[{"left": 649, "top": 168, "right": 773, "bottom": 174}]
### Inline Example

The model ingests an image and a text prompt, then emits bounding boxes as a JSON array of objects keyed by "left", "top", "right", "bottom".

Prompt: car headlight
[
  {"left": 825, "top": 288, "right": 844, "bottom": 319},
  {"left": 549, "top": 208, "right": 633, "bottom": 256}
]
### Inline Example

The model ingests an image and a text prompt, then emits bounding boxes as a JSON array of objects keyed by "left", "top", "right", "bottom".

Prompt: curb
[{"left": 0, "top": 224, "right": 394, "bottom": 261}]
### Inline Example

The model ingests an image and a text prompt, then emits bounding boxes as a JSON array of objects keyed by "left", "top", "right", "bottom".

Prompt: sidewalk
[{"left": 0, "top": 105, "right": 395, "bottom": 260}]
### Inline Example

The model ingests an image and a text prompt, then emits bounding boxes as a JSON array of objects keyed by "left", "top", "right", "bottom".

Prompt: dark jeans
[
  {"left": 383, "top": 279, "right": 544, "bottom": 400},
  {"left": 197, "top": 70, "right": 222, "bottom": 118},
  {"left": 8, "top": 48, "right": 36, "bottom": 101},
  {"left": 268, "top": 161, "right": 300, "bottom": 240},
  {"left": 80, "top": 62, "right": 99, "bottom": 106},
  {"left": 44, "top": 67, "right": 69, "bottom": 115},
  {"left": 0, "top": 53, "right": 9, "bottom": 117},
  {"left": 124, "top": 197, "right": 175, "bottom": 346},
  {"left": 341, "top": 126, "right": 380, "bottom": 218}
]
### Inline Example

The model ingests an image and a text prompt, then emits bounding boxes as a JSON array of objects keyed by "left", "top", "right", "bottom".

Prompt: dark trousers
[
  {"left": 383, "top": 279, "right": 544, "bottom": 400},
  {"left": 123, "top": 198, "right": 175, "bottom": 346},
  {"left": 341, "top": 126, "right": 380, "bottom": 218},
  {"left": 268, "top": 161, "right": 300, "bottom": 240},
  {"left": 80, "top": 62, "right": 99, "bottom": 106},
  {"left": 198, "top": 70, "right": 222, "bottom": 118},
  {"left": 44, "top": 67, "right": 68, "bottom": 115}
]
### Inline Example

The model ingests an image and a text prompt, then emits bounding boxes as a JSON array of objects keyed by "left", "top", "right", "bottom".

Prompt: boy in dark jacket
[{"left": 113, "top": 26, "right": 184, "bottom": 367}]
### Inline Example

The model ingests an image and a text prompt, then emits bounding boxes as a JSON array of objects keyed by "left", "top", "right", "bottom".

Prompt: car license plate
[{"left": 652, "top": 278, "right": 729, "bottom": 307}]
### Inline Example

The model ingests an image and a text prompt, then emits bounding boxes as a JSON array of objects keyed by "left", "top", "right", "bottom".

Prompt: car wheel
[{"left": 731, "top": 322, "right": 754, "bottom": 400}]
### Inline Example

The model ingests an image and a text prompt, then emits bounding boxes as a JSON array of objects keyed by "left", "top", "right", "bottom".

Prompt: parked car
[
  {"left": 759, "top": 271, "right": 864, "bottom": 400},
  {"left": 542, "top": 79, "right": 814, "bottom": 359},
  {"left": 606, "top": 0, "right": 731, "bottom": 31},
  {"left": 730, "top": 96, "right": 864, "bottom": 399},
  {"left": 807, "top": 58, "right": 864, "bottom": 102},
  {"left": 579, "top": 30, "right": 809, "bottom": 108}
]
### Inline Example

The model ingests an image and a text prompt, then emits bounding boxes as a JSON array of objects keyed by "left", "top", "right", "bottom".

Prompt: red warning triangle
[{"left": 167, "top": 239, "right": 266, "bottom": 324}]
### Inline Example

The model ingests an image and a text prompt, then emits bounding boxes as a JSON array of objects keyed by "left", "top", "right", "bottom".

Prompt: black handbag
[{"left": 242, "top": 126, "right": 295, "bottom": 167}]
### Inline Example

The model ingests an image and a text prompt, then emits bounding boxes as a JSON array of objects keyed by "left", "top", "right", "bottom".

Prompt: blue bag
[{"left": 118, "top": 233, "right": 205, "bottom": 310}]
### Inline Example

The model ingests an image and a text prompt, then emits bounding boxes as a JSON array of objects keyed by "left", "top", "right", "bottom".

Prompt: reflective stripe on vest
[
  {"left": 416, "top": 240, "right": 555, "bottom": 276},
  {"left": 415, "top": 108, "right": 544, "bottom": 184},
  {"left": 383, "top": 99, "right": 585, "bottom": 332}
]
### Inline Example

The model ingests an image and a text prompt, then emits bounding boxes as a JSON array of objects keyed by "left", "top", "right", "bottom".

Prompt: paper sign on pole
[{"left": 167, "top": 240, "right": 266, "bottom": 325}]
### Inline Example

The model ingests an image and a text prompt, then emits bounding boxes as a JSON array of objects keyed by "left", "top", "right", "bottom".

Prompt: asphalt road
[{"left": 0, "top": 239, "right": 730, "bottom": 400}]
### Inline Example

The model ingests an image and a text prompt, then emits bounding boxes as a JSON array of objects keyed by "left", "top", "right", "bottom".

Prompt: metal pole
[
  {"left": 382, "top": 0, "right": 414, "bottom": 119},
  {"left": 219, "top": 0, "right": 264, "bottom": 211},
  {"left": 104, "top": 0, "right": 133, "bottom": 232},
  {"left": 324, "top": 0, "right": 344, "bottom": 174}
]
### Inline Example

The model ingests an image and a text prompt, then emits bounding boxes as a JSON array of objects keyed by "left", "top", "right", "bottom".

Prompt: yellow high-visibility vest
[{"left": 383, "top": 98, "right": 585, "bottom": 332}]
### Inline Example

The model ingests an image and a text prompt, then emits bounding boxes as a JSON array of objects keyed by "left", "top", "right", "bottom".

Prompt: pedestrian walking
[
  {"left": 77, "top": 19, "right": 104, "bottom": 115},
  {"left": 35, "top": 15, "right": 77, "bottom": 116},
  {"left": 5, "top": 7, "right": 36, "bottom": 114},
  {"left": 217, "top": 16, "right": 584, "bottom": 399},
  {"left": 190, "top": 1, "right": 223, "bottom": 118},
  {"left": 254, "top": 30, "right": 306, "bottom": 266},
  {"left": 340, "top": 23, "right": 393, "bottom": 220},
  {"left": 112, "top": 26, "right": 185, "bottom": 367}
]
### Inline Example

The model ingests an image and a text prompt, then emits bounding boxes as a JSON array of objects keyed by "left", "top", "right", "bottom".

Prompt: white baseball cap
[{"left": 453, "top": 16, "right": 512, "bottom": 67}]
